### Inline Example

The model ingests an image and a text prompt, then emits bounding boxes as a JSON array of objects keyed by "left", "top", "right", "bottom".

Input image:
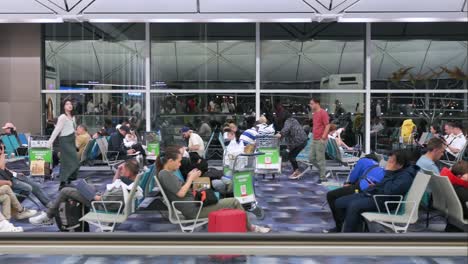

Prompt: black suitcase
[{"left": 55, "top": 199, "right": 90, "bottom": 232}]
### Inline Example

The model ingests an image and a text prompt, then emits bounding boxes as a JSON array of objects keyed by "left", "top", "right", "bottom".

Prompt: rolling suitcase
[
  {"left": 208, "top": 209, "right": 247, "bottom": 260},
  {"left": 208, "top": 209, "right": 247, "bottom": 233}
]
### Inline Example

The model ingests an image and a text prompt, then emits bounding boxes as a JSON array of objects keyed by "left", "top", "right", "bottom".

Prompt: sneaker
[
  {"left": 15, "top": 208, "right": 38, "bottom": 220},
  {"left": 316, "top": 179, "right": 328, "bottom": 185},
  {"left": 0, "top": 220, "right": 23, "bottom": 232},
  {"left": 322, "top": 227, "right": 339, "bottom": 233},
  {"left": 325, "top": 172, "right": 332, "bottom": 179},
  {"left": 252, "top": 225, "right": 271, "bottom": 233},
  {"left": 29, "top": 212, "right": 54, "bottom": 226},
  {"left": 288, "top": 170, "right": 301, "bottom": 179}
]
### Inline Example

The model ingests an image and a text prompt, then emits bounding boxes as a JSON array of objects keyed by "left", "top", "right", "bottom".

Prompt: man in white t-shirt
[
  {"left": 180, "top": 127, "right": 205, "bottom": 157},
  {"left": 445, "top": 122, "right": 467, "bottom": 159}
]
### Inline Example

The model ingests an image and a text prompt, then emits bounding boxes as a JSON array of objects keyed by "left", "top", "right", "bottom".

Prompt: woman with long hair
[{"left": 47, "top": 98, "right": 80, "bottom": 189}]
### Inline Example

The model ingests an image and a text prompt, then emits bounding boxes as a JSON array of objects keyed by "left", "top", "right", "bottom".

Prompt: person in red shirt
[
  {"left": 440, "top": 160, "right": 468, "bottom": 231},
  {"left": 308, "top": 98, "right": 331, "bottom": 184}
]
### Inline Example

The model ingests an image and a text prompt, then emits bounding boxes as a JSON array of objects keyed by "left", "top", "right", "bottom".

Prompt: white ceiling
[{"left": 0, "top": 0, "right": 467, "bottom": 22}]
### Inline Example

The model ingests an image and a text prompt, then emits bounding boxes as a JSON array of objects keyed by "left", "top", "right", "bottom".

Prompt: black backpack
[{"left": 55, "top": 199, "right": 90, "bottom": 232}]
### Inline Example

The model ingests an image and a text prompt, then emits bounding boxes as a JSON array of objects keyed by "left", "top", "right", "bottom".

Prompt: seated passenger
[
  {"left": 156, "top": 148, "right": 270, "bottom": 233},
  {"left": 0, "top": 184, "right": 37, "bottom": 223},
  {"left": 29, "top": 160, "right": 142, "bottom": 226},
  {"left": 0, "top": 142, "right": 52, "bottom": 208},
  {"left": 324, "top": 154, "right": 385, "bottom": 233},
  {"left": 333, "top": 150, "right": 420, "bottom": 232},
  {"left": 440, "top": 160, "right": 468, "bottom": 231},
  {"left": 239, "top": 117, "right": 258, "bottom": 146},
  {"left": 180, "top": 127, "right": 205, "bottom": 158},
  {"left": 444, "top": 122, "right": 466, "bottom": 160},
  {"left": 108, "top": 125, "right": 141, "bottom": 160},
  {"left": 416, "top": 137, "right": 445, "bottom": 175},
  {"left": 0, "top": 211, "right": 23, "bottom": 232},
  {"left": 223, "top": 121, "right": 239, "bottom": 145},
  {"left": 75, "top": 124, "right": 91, "bottom": 159}
]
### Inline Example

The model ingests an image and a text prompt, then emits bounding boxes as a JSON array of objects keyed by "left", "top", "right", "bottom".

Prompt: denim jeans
[
  {"left": 334, "top": 193, "right": 377, "bottom": 232},
  {"left": 12, "top": 175, "right": 51, "bottom": 207}
]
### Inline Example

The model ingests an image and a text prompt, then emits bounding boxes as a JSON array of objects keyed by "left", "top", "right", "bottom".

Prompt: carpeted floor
[{"left": 7, "top": 160, "right": 448, "bottom": 233}]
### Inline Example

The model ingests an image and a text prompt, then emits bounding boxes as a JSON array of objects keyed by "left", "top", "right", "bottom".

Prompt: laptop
[{"left": 75, "top": 179, "right": 97, "bottom": 202}]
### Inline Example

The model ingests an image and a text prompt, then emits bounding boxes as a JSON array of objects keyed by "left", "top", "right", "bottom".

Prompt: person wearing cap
[
  {"left": 108, "top": 125, "right": 134, "bottom": 160},
  {"left": 180, "top": 127, "right": 205, "bottom": 158},
  {"left": 2, "top": 123, "right": 20, "bottom": 142}
]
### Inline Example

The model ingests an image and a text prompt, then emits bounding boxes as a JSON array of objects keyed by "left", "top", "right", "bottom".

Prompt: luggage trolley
[
  {"left": 231, "top": 152, "right": 265, "bottom": 220},
  {"left": 255, "top": 135, "right": 282, "bottom": 179},
  {"left": 28, "top": 135, "right": 53, "bottom": 183}
]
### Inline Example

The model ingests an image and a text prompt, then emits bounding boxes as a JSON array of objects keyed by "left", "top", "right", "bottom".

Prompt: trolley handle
[{"left": 238, "top": 152, "right": 265, "bottom": 157}]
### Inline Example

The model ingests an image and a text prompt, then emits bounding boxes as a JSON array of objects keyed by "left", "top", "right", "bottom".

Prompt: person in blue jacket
[
  {"left": 334, "top": 149, "right": 420, "bottom": 232},
  {"left": 324, "top": 154, "right": 385, "bottom": 233}
]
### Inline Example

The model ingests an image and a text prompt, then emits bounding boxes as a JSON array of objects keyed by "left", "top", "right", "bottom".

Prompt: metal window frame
[{"left": 41, "top": 22, "right": 468, "bottom": 151}]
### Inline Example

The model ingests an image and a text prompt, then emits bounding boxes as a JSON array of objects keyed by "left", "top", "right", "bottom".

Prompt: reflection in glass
[
  {"left": 44, "top": 23, "right": 145, "bottom": 90},
  {"left": 370, "top": 93, "right": 467, "bottom": 153},
  {"left": 43, "top": 93, "right": 146, "bottom": 135},
  {"left": 371, "top": 23, "right": 468, "bottom": 90},
  {"left": 151, "top": 23, "right": 255, "bottom": 90},
  {"left": 151, "top": 93, "right": 255, "bottom": 146},
  {"left": 261, "top": 23, "right": 365, "bottom": 90},
  {"left": 261, "top": 93, "right": 365, "bottom": 148}
]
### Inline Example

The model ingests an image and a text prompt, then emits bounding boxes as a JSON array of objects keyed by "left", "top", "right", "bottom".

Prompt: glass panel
[
  {"left": 370, "top": 92, "right": 468, "bottom": 153},
  {"left": 44, "top": 23, "right": 145, "bottom": 90},
  {"left": 261, "top": 23, "right": 365, "bottom": 90},
  {"left": 43, "top": 93, "right": 146, "bottom": 135},
  {"left": 151, "top": 23, "right": 256, "bottom": 90},
  {"left": 371, "top": 23, "right": 468, "bottom": 90},
  {"left": 151, "top": 93, "right": 255, "bottom": 146},
  {"left": 261, "top": 93, "right": 366, "bottom": 148}
]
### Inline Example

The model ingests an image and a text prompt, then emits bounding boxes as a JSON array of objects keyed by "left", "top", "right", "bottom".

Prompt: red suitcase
[{"left": 208, "top": 209, "right": 247, "bottom": 233}]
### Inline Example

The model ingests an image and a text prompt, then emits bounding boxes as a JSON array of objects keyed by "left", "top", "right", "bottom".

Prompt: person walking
[
  {"left": 308, "top": 98, "right": 330, "bottom": 184},
  {"left": 47, "top": 98, "right": 80, "bottom": 190},
  {"left": 275, "top": 112, "right": 308, "bottom": 179}
]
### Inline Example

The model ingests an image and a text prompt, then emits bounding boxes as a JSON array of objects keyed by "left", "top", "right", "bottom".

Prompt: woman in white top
[{"left": 47, "top": 99, "right": 80, "bottom": 189}]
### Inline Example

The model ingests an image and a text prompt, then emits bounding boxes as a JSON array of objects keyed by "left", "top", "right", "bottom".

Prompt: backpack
[
  {"left": 55, "top": 199, "right": 90, "bottom": 232},
  {"left": 401, "top": 119, "right": 416, "bottom": 144}
]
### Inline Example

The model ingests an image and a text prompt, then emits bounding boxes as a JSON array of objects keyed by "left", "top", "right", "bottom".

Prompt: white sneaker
[
  {"left": 15, "top": 208, "right": 38, "bottom": 220},
  {"left": 0, "top": 220, "right": 23, "bottom": 232},
  {"left": 252, "top": 225, "right": 271, "bottom": 233},
  {"left": 29, "top": 212, "right": 54, "bottom": 226}
]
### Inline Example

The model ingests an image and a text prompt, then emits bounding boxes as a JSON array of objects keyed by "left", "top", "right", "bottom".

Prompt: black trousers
[
  {"left": 288, "top": 141, "right": 307, "bottom": 171},
  {"left": 326, "top": 184, "right": 359, "bottom": 230}
]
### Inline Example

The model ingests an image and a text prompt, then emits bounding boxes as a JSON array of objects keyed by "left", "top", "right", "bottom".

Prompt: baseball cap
[
  {"left": 179, "top": 126, "right": 190, "bottom": 133},
  {"left": 2, "top": 122, "right": 16, "bottom": 130}
]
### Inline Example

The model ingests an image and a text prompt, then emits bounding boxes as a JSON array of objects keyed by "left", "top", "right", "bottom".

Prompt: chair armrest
[
  {"left": 384, "top": 200, "right": 414, "bottom": 217},
  {"left": 91, "top": 200, "right": 123, "bottom": 215},
  {"left": 372, "top": 195, "right": 403, "bottom": 213},
  {"left": 465, "top": 202, "right": 468, "bottom": 210},
  {"left": 343, "top": 150, "right": 359, "bottom": 156},
  {"left": 106, "top": 151, "right": 120, "bottom": 162},
  {"left": 172, "top": 200, "right": 204, "bottom": 232}
]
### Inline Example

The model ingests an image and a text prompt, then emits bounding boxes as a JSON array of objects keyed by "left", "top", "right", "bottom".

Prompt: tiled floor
[{"left": 8, "top": 160, "right": 448, "bottom": 233}]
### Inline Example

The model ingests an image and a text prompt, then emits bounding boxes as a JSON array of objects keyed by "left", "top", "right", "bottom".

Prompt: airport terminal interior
[{"left": 0, "top": 0, "right": 467, "bottom": 263}]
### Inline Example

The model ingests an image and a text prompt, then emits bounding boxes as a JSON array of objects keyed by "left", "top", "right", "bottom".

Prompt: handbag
[{"left": 193, "top": 188, "right": 218, "bottom": 206}]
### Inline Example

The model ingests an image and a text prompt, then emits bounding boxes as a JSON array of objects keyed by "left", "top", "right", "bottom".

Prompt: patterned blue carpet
[{"left": 7, "top": 160, "right": 448, "bottom": 233}]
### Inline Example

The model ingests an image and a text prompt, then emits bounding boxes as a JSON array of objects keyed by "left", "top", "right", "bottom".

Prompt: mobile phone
[{"left": 366, "top": 178, "right": 374, "bottom": 185}]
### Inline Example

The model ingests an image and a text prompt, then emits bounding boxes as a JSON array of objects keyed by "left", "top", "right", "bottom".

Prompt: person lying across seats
[
  {"left": 332, "top": 150, "right": 420, "bottom": 232},
  {"left": 0, "top": 141, "right": 52, "bottom": 209},
  {"left": 156, "top": 147, "right": 271, "bottom": 233},
  {"left": 323, "top": 153, "right": 386, "bottom": 233},
  {"left": 439, "top": 160, "right": 468, "bottom": 232},
  {"left": 29, "top": 160, "right": 142, "bottom": 226}
]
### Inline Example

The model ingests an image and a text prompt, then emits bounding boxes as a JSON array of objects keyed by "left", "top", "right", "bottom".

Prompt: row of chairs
[
  {"left": 1, "top": 133, "right": 29, "bottom": 157},
  {"left": 362, "top": 172, "right": 467, "bottom": 233}
]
